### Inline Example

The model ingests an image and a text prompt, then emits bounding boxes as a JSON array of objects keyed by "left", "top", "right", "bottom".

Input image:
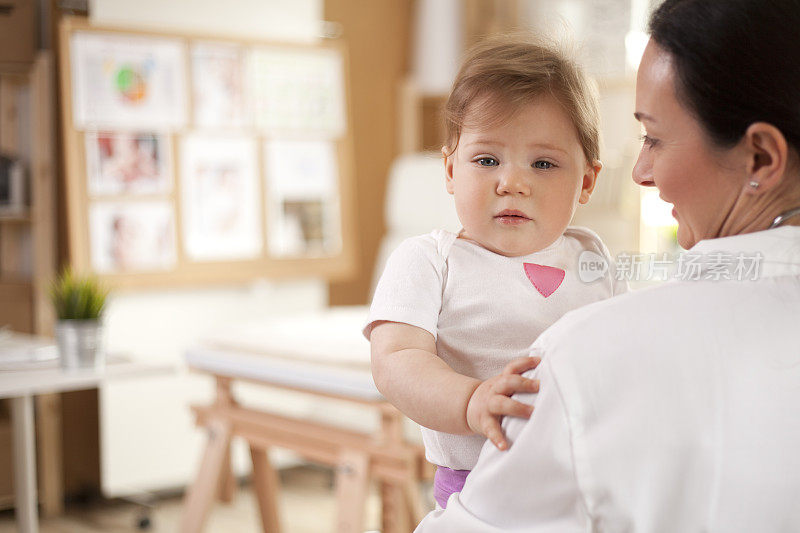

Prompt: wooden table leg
[
  {"left": 382, "top": 456, "right": 425, "bottom": 532},
  {"left": 381, "top": 481, "right": 410, "bottom": 533},
  {"left": 403, "top": 473, "right": 425, "bottom": 526},
  {"left": 180, "top": 418, "right": 232, "bottom": 533},
  {"left": 335, "top": 450, "right": 369, "bottom": 533},
  {"left": 217, "top": 445, "right": 236, "bottom": 503},
  {"left": 250, "top": 445, "right": 281, "bottom": 533},
  {"left": 215, "top": 377, "right": 236, "bottom": 503},
  {"left": 36, "top": 393, "right": 63, "bottom": 517},
  {"left": 378, "top": 405, "right": 425, "bottom": 531},
  {"left": 11, "top": 394, "right": 38, "bottom": 533},
  {"left": 379, "top": 404, "right": 404, "bottom": 444}
]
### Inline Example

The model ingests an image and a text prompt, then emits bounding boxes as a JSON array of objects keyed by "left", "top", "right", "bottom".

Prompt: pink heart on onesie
[{"left": 523, "top": 263, "right": 565, "bottom": 298}]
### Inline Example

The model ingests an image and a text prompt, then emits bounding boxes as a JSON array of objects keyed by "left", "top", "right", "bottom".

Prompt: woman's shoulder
[{"left": 537, "top": 281, "right": 696, "bottom": 352}]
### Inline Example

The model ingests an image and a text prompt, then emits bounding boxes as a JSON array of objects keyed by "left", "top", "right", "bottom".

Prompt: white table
[{"left": 0, "top": 332, "right": 173, "bottom": 533}]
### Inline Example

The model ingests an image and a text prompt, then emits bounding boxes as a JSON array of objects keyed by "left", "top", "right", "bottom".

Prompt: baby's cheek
[{"left": 542, "top": 194, "right": 578, "bottom": 225}]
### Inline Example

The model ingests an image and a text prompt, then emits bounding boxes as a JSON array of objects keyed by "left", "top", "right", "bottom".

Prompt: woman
[{"left": 415, "top": 0, "right": 800, "bottom": 531}]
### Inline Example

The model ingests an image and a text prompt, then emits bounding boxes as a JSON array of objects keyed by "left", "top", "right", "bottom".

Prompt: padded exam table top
[{"left": 184, "top": 305, "right": 383, "bottom": 401}]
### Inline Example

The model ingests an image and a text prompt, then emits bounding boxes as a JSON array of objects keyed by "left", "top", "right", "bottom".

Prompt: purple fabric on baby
[{"left": 434, "top": 466, "right": 471, "bottom": 508}]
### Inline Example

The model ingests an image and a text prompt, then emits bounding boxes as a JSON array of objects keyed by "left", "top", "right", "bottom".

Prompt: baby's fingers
[
  {"left": 494, "top": 375, "right": 540, "bottom": 396},
  {"left": 502, "top": 356, "right": 541, "bottom": 376},
  {"left": 489, "top": 395, "right": 534, "bottom": 419},
  {"left": 483, "top": 418, "right": 509, "bottom": 451}
]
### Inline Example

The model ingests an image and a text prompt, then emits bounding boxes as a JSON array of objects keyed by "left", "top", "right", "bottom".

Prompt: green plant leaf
[{"left": 49, "top": 268, "right": 108, "bottom": 320}]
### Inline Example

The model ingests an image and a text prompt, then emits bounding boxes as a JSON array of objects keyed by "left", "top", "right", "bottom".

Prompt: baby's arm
[
  {"left": 371, "top": 320, "right": 478, "bottom": 435},
  {"left": 370, "top": 321, "right": 540, "bottom": 449}
]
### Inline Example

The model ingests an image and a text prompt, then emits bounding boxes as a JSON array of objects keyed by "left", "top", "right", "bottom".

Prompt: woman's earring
[{"left": 749, "top": 181, "right": 760, "bottom": 189}]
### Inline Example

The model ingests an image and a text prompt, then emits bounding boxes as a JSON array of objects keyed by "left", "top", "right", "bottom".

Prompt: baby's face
[{"left": 443, "top": 95, "right": 599, "bottom": 257}]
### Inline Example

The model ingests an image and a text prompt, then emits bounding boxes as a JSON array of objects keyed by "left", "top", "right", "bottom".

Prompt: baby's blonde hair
[{"left": 444, "top": 34, "right": 600, "bottom": 164}]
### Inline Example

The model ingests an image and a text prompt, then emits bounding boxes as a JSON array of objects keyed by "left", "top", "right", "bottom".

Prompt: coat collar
[{"left": 687, "top": 226, "right": 800, "bottom": 279}]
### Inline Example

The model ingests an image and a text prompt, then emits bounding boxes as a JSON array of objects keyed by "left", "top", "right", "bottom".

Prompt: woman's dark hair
[{"left": 649, "top": 0, "right": 800, "bottom": 152}]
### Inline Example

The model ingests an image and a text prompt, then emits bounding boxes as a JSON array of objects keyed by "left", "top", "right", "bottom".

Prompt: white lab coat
[{"left": 416, "top": 226, "right": 800, "bottom": 533}]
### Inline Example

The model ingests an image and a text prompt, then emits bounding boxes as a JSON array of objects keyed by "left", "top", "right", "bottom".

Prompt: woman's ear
[
  {"left": 578, "top": 159, "right": 602, "bottom": 204},
  {"left": 743, "top": 122, "right": 789, "bottom": 194},
  {"left": 443, "top": 146, "right": 455, "bottom": 195}
]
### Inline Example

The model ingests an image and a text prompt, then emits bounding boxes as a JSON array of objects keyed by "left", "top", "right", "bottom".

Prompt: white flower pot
[{"left": 55, "top": 319, "right": 105, "bottom": 370}]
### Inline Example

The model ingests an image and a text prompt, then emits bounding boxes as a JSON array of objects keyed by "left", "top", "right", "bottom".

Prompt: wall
[
  {"left": 100, "top": 280, "right": 329, "bottom": 495},
  {"left": 90, "top": 0, "right": 322, "bottom": 42},
  {"left": 325, "top": 0, "right": 413, "bottom": 305},
  {"left": 83, "top": 0, "right": 337, "bottom": 496},
  {"left": 521, "top": 0, "right": 643, "bottom": 255},
  {"left": 85, "top": 0, "right": 414, "bottom": 495}
]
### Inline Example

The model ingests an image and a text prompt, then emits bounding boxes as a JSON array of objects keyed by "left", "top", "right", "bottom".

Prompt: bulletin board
[{"left": 57, "top": 16, "right": 358, "bottom": 289}]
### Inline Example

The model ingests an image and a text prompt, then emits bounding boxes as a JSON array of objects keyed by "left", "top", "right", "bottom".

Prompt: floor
[{"left": 0, "top": 466, "right": 434, "bottom": 532}]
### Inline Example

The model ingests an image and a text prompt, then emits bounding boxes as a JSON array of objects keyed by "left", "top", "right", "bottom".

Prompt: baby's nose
[{"left": 497, "top": 168, "right": 530, "bottom": 195}]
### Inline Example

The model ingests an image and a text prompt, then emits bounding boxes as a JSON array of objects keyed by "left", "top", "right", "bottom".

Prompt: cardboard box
[{"left": 0, "top": 0, "right": 36, "bottom": 64}]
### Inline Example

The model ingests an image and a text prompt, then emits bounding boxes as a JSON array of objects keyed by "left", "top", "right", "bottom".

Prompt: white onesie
[{"left": 362, "top": 226, "right": 627, "bottom": 470}]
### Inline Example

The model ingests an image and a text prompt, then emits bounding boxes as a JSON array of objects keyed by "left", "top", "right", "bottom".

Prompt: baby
[{"left": 363, "top": 36, "right": 627, "bottom": 509}]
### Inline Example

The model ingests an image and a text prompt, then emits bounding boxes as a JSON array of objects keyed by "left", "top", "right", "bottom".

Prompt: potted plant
[{"left": 50, "top": 268, "right": 109, "bottom": 370}]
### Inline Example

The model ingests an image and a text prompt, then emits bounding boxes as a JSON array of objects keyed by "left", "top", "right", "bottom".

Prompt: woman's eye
[
  {"left": 532, "top": 160, "right": 553, "bottom": 170},
  {"left": 641, "top": 134, "right": 659, "bottom": 149},
  {"left": 475, "top": 157, "right": 499, "bottom": 167}
]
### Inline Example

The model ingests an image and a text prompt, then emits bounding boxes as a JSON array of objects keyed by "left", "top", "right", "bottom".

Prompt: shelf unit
[
  {"left": 0, "top": 51, "right": 60, "bottom": 514},
  {"left": 0, "top": 52, "right": 56, "bottom": 335}
]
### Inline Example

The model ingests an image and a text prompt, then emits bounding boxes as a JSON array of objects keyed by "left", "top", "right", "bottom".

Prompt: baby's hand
[{"left": 466, "top": 356, "right": 540, "bottom": 451}]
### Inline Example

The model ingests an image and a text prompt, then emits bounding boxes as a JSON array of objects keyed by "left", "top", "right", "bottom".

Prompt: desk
[{"left": 0, "top": 332, "right": 173, "bottom": 533}]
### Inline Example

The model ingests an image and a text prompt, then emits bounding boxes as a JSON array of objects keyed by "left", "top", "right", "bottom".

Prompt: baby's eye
[
  {"left": 532, "top": 160, "right": 553, "bottom": 170},
  {"left": 475, "top": 157, "right": 499, "bottom": 167}
]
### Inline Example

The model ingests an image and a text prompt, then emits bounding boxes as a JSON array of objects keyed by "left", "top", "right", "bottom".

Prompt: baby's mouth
[
  {"left": 495, "top": 209, "right": 530, "bottom": 220},
  {"left": 494, "top": 209, "right": 531, "bottom": 225}
]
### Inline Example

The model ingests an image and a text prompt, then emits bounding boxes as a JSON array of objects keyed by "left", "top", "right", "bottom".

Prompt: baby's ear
[
  {"left": 578, "top": 159, "right": 602, "bottom": 204},
  {"left": 443, "top": 146, "right": 455, "bottom": 194}
]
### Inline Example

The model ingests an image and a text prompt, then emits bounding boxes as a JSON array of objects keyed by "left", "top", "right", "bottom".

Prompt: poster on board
[
  {"left": 89, "top": 201, "right": 177, "bottom": 273},
  {"left": 247, "top": 47, "right": 346, "bottom": 136},
  {"left": 85, "top": 131, "right": 171, "bottom": 196},
  {"left": 191, "top": 42, "right": 248, "bottom": 129},
  {"left": 180, "top": 134, "right": 262, "bottom": 261},
  {"left": 71, "top": 32, "right": 187, "bottom": 130},
  {"left": 263, "top": 139, "right": 342, "bottom": 257}
]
